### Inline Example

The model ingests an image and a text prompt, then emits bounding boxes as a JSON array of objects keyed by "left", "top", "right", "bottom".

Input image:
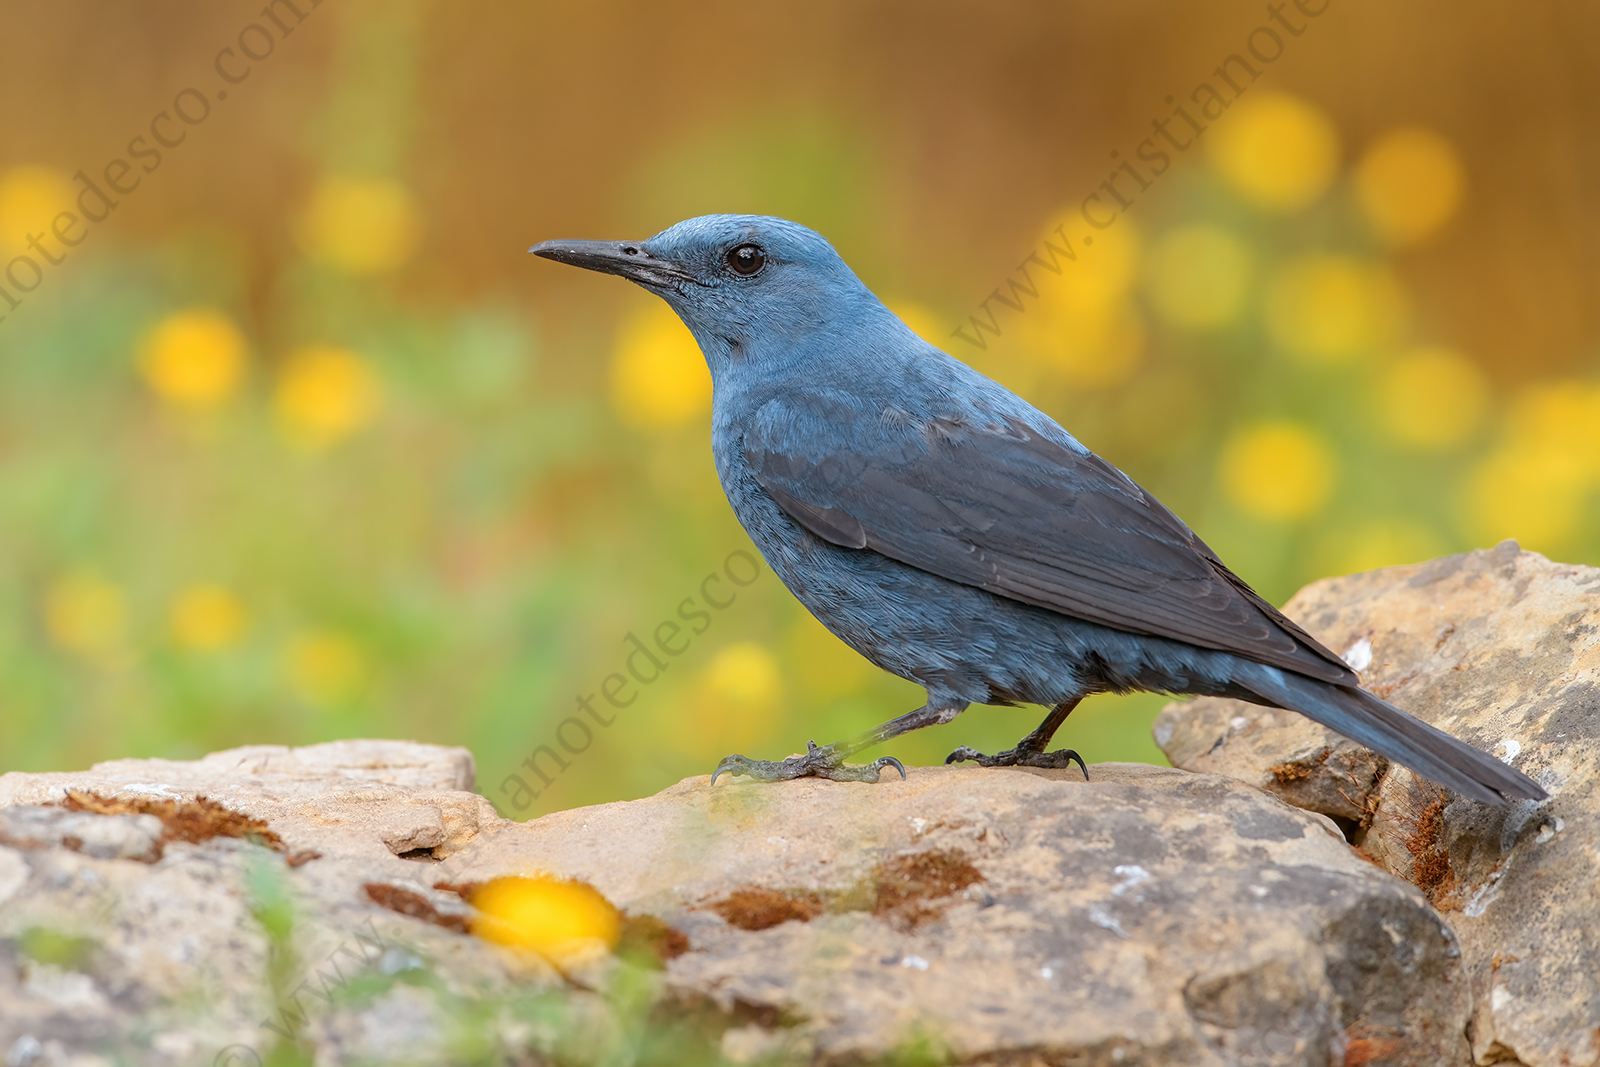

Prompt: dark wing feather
[{"left": 746, "top": 411, "right": 1356, "bottom": 686}]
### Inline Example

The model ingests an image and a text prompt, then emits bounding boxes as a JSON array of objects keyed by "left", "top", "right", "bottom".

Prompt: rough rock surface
[
  {"left": 441, "top": 762, "right": 1471, "bottom": 1066},
  {"left": 1154, "top": 542, "right": 1599, "bottom": 1067},
  {"left": 0, "top": 741, "right": 534, "bottom": 1067},
  {"left": 0, "top": 739, "right": 1475, "bottom": 1066}
]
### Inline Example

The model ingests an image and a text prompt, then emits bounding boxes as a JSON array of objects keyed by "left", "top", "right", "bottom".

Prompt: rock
[
  {"left": 0, "top": 738, "right": 1478, "bottom": 1066},
  {"left": 1154, "top": 541, "right": 1599, "bottom": 1067},
  {"left": 0, "top": 807, "right": 164, "bottom": 864},
  {"left": 0, "top": 739, "right": 495, "bottom": 865},
  {"left": 0, "top": 740, "right": 537, "bottom": 1067},
  {"left": 439, "top": 762, "right": 1471, "bottom": 1065}
]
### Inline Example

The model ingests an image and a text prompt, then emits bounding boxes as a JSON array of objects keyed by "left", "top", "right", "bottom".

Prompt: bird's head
[{"left": 531, "top": 214, "right": 911, "bottom": 382}]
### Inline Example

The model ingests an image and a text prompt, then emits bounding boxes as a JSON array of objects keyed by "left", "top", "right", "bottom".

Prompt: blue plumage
[{"left": 531, "top": 214, "right": 1546, "bottom": 806}]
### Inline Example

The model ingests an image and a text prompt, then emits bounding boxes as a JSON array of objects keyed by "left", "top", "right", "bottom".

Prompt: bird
[{"left": 529, "top": 214, "right": 1547, "bottom": 807}]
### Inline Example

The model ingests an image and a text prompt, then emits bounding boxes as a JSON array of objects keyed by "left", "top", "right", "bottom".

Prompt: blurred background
[{"left": 1, "top": 1, "right": 1596, "bottom": 815}]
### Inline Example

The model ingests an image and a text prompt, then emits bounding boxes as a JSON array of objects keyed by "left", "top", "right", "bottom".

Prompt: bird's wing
[{"left": 744, "top": 404, "right": 1356, "bottom": 686}]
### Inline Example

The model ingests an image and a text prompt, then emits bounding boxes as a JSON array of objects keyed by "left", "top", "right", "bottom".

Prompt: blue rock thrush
[{"left": 531, "top": 214, "right": 1546, "bottom": 806}]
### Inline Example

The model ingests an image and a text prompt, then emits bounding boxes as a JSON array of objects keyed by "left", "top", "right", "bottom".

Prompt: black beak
[{"left": 528, "top": 239, "right": 696, "bottom": 290}]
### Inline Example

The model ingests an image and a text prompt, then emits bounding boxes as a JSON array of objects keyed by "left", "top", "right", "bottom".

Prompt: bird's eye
[{"left": 726, "top": 244, "right": 766, "bottom": 276}]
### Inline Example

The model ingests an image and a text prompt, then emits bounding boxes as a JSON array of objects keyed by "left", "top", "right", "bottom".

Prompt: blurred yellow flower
[
  {"left": 1355, "top": 128, "right": 1465, "bottom": 247},
  {"left": 1312, "top": 518, "right": 1447, "bottom": 578},
  {"left": 1146, "top": 224, "right": 1252, "bottom": 329},
  {"left": 1036, "top": 209, "right": 1139, "bottom": 313},
  {"left": 609, "top": 302, "right": 711, "bottom": 431},
  {"left": 297, "top": 176, "right": 420, "bottom": 276},
  {"left": 1000, "top": 216, "right": 1145, "bottom": 389},
  {"left": 1263, "top": 256, "right": 1406, "bottom": 364},
  {"left": 703, "top": 641, "right": 781, "bottom": 707},
  {"left": 1219, "top": 421, "right": 1337, "bottom": 521},
  {"left": 886, "top": 300, "right": 942, "bottom": 345},
  {"left": 285, "top": 630, "right": 366, "bottom": 705},
  {"left": 1458, "top": 380, "right": 1600, "bottom": 553},
  {"left": 1501, "top": 380, "right": 1600, "bottom": 483},
  {"left": 1207, "top": 93, "right": 1339, "bottom": 212},
  {"left": 1462, "top": 446, "right": 1587, "bottom": 553},
  {"left": 1016, "top": 300, "right": 1146, "bottom": 390},
  {"left": 138, "top": 310, "right": 249, "bottom": 412},
  {"left": 685, "top": 641, "right": 783, "bottom": 755},
  {"left": 170, "top": 585, "right": 246, "bottom": 651},
  {"left": 44, "top": 572, "right": 125, "bottom": 657},
  {"left": 274, "top": 345, "right": 381, "bottom": 449},
  {"left": 788, "top": 614, "right": 871, "bottom": 701},
  {"left": 470, "top": 876, "right": 620, "bottom": 966},
  {"left": 1377, "top": 347, "right": 1489, "bottom": 450},
  {"left": 0, "top": 166, "right": 74, "bottom": 257}
]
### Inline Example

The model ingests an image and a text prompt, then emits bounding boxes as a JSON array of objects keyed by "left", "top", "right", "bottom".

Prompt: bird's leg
[
  {"left": 945, "top": 698, "right": 1089, "bottom": 780},
  {"left": 711, "top": 702, "right": 966, "bottom": 785}
]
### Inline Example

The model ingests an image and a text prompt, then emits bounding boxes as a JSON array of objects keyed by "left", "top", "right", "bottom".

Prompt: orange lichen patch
[
  {"left": 364, "top": 883, "right": 470, "bottom": 933},
  {"left": 710, "top": 887, "right": 826, "bottom": 932},
  {"left": 708, "top": 849, "right": 987, "bottom": 934},
  {"left": 870, "top": 848, "right": 987, "bottom": 930},
  {"left": 61, "top": 791, "right": 313, "bottom": 862},
  {"left": 1343, "top": 1032, "right": 1403, "bottom": 1066},
  {"left": 1268, "top": 749, "right": 1327, "bottom": 783},
  {"left": 1374, "top": 781, "right": 1458, "bottom": 907}
]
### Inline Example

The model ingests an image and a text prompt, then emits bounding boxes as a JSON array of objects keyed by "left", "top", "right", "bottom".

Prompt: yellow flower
[
  {"left": 1355, "top": 128, "right": 1465, "bottom": 247},
  {"left": 688, "top": 642, "right": 783, "bottom": 754},
  {"left": 1015, "top": 300, "right": 1146, "bottom": 389},
  {"left": 1501, "top": 380, "right": 1600, "bottom": 483},
  {"left": 703, "top": 642, "right": 781, "bottom": 707},
  {"left": 470, "top": 876, "right": 621, "bottom": 966},
  {"left": 1263, "top": 256, "right": 1406, "bottom": 365},
  {"left": 1376, "top": 347, "right": 1489, "bottom": 450},
  {"left": 1146, "top": 225, "right": 1252, "bottom": 329},
  {"left": 1208, "top": 93, "right": 1340, "bottom": 211},
  {"left": 1458, "top": 380, "right": 1600, "bottom": 554},
  {"left": 0, "top": 166, "right": 74, "bottom": 257},
  {"left": 886, "top": 301, "right": 942, "bottom": 345},
  {"left": 285, "top": 631, "right": 366, "bottom": 706},
  {"left": 170, "top": 586, "right": 246, "bottom": 651},
  {"left": 274, "top": 345, "right": 381, "bottom": 449},
  {"left": 297, "top": 176, "right": 420, "bottom": 276},
  {"left": 608, "top": 302, "right": 711, "bottom": 431},
  {"left": 44, "top": 573, "right": 125, "bottom": 657},
  {"left": 1219, "top": 421, "right": 1337, "bottom": 521},
  {"left": 1461, "top": 446, "right": 1587, "bottom": 554},
  {"left": 138, "top": 311, "right": 249, "bottom": 412},
  {"left": 1312, "top": 518, "right": 1447, "bottom": 578},
  {"left": 788, "top": 614, "right": 871, "bottom": 701},
  {"left": 1035, "top": 209, "right": 1140, "bottom": 313}
]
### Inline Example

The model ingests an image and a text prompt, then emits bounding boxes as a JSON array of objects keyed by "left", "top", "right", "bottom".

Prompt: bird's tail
[{"left": 1246, "top": 668, "right": 1547, "bottom": 806}]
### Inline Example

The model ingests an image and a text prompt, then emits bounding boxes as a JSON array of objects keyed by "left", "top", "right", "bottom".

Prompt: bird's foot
[
  {"left": 711, "top": 740, "right": 906, "bottom": 785},
  {"left": 945, "top": 744, "right": 1089, "bottom": 780}
]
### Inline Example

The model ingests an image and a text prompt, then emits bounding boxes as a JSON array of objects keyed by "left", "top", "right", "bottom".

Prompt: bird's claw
[
  {"left": 945, "top": 744, "right": 1089, "bottom": 780},
  {"left": 711, "top": 740, "right": 906, "bottom": 785}
]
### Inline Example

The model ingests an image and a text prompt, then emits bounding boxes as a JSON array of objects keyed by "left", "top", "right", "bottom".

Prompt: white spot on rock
[
  {"left": 1491, "top": 985, "right": 1514, "bottom": 1011},
  {"left": 1342, "top": 637, "right": 1373, "bottom": 672},
  {"left": 1535, "top": 817, "right": 1564, "bottom": 843},
  {"left": 1088, "top": 904, "right": 1130, "bottom": 940},
  {"left": 900, "top": 955, "right": 929, "bottom": 971},
  {"left": 1111, "top": 865, "right": 1151, "bottom": 898},
  {"left": 1496, "top": 739, "right": 1521, "bottom": 764}
]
